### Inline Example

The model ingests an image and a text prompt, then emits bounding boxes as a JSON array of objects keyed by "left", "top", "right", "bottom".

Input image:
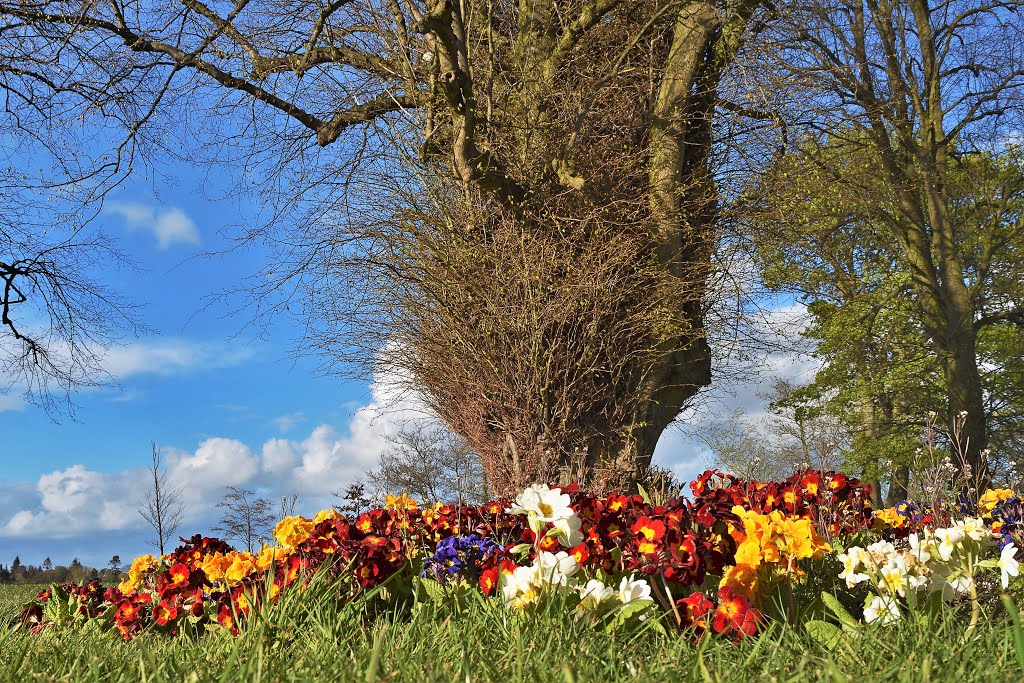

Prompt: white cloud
[
  {"left": 101, "top": 340, "right": 256, "bottom": 379},
  {"left": 167, "top": 438, "right": 261, "bottom": 503},
  {"left": 271, "top": 412, "right": 305, "bottom": 433},
  {"left": 0, "top": 366, "right": 432, "bottom": 539},
  {"left": 105, "top": 200, "right": 200, "bottom": 249},
  {"left": 2, "top": 465, "right": 144, "bottom": 538},
  {"left": 0, "top": 393, "right": 26, "bottom": 412}
]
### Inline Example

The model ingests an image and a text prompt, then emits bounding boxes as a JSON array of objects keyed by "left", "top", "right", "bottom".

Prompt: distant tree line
[{"left": 0, "top": 555, "right": 123, "bottom": 584}]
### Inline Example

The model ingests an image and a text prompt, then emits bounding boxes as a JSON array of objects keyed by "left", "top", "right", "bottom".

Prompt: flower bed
[{"left": 16, "top": 469, "right": 1022, "bottom": 644}]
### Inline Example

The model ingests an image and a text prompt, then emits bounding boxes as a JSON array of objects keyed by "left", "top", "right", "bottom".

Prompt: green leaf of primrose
[
  {"left": 637, "top": 483, "right": 652, "bottom": 505},
  {"left": 804, "top": 619, "right": 844, "bottom": 648},
  {"left": 821, "top": 591, "right": 860, "bottom": 629}
]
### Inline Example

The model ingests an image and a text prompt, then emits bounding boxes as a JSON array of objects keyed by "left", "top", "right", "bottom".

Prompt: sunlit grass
[{"left": 1, "top": 581, "right": 1022, "bottom": 682}]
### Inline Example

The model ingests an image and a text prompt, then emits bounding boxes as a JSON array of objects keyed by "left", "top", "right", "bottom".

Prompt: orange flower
[
  {"left": 313, "top": 508, "right": 341, "bottom": 524},
  {"left": 167, "top": 563, "right": 190, "bottom": 589},
  {"left": 722, "top": 563, "right": 759, "bottom": 601},
  {"left": 153, "top": 599, "right": 178, "bottom": 626}
]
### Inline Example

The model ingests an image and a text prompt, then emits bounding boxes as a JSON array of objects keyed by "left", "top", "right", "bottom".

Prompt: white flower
[
  {"left": 880, "top": 558, "right": 909, "bottom": 597},
  {"left": 500, "top": 565, "right": 542, "bottom": 609},
  {"left": 838, "top": 548, "right": 870, "bottom": 588},
  {"left": 908, "top": 533, "right": 932, "bottom": 564},
  {"left": 956, "top": 517, "right": 990, "bottom": 543},
  {"left": 618, "top": 574, "right": 653, "bottom": 606},
  {"left": 507, "top": 484, "right": 576, "bottom": 534},
  {"left": 999, "top": 543, "right": 1020, "bottom": 589},
  {"left": 906, "top": 572, "right": 930, "bottom": 598},
  {"left": 934, "top": 527, "right": 966, "bottom": 561},
  {"left": 551, "top": 514, "right": 584, "bottom": 547},
  {"left": 949, "top": 575, "right": 975, "bottom": 594},
  {"left": 575, "top": 579, "right": 616, "bottom": 619},
  {"left": 863, "top": 594, "right": 901, "bottom": 625},
  {"left": 866, "top": 540, "right": 896, "bottom": 557},
  {"left": 536, "top": 550, "right": 579, "bottom": 586}
]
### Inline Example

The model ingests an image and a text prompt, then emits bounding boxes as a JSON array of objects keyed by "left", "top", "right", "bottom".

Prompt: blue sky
[{"left": 0, "top": 160, "right": 811, "bottom": 570}]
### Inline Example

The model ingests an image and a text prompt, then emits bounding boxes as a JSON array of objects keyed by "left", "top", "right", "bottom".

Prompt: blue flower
[{"left": 422, "top": 534, "right": 501, "bottom": 582}]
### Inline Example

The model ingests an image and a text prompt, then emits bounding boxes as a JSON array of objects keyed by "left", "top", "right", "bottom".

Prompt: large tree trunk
[{"left": 418, "top": 1, "right": 758, "bottom": 497}]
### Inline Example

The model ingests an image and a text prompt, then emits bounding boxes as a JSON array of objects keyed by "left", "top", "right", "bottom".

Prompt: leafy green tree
[
  {"left": 753, "top": 0, "right": 1024, "bottom": 480},
  {"left": 746, "top": 132, "right": 1024, "bottom": 497}
]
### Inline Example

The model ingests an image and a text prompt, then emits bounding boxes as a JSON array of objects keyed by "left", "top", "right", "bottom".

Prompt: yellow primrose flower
[
  {"left": 224, "top": 552, "right": 257, "bottom": 585},
  {"left": 256, "top": 545, "right": 289, "bottom": 572},
  {"left": 979, "top": 488, "right": 1016, "bottom": 515},
  {"left": 199, "top": 553, "right": 229, "bottom": 583},
  {"left": 313, "top": 508, "right": 342, "bottom": 524},
  {"left": 385, "top": 492, "right": 419, "bottom": 512},
  {"left": 274, "top": 515, "right": 315, "bottom": 549}
]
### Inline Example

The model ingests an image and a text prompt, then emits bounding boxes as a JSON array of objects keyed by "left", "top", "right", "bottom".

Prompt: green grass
[{"left": 0, "top": 581, "right": 1021, "bottom": 682}]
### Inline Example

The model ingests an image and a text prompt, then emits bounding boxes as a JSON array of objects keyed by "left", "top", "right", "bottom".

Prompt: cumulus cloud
[
  {"left": 0, "top": 366, "right": 434, "bottom": 539},
  {"left": 166, "top": 438, "right": 261, "bottom": 503},
  {"left": 2, "top": 465, "right": 145, "bottom": 538},
  {"left": 105, "top": 200, "right": 200, "bottom": 249}
]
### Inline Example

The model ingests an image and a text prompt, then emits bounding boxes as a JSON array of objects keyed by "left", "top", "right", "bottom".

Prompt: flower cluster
[
  {"left": 677, "top": 586, "right": 763, "bottom": 641},
  {"left": 422, "top": 533, "right": 502, "bottom": 591},
  {"left": 839, "top": 518, "right": 1021, "bottom": 625},
  {"left": 721, "top": 505, "right": 832, "bottom": 602},
  {"left": 10, "top": 468, "right": 919, "bottom": 645},
  {"left": 690, "top": 469, "right": 874, "bottom": 535}
]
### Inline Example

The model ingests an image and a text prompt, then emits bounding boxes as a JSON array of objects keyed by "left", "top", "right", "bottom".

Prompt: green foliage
[
  {"left": 746, "top": 134, "right": 1024, "bottom": 491},
  {"left": 2, "top": 583, "right": 1024, "bottom": 682}
]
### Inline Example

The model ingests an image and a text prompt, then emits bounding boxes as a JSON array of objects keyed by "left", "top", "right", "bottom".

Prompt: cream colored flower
[
  {"left": 536, "top": 550, "right": 579, "bottom": 586},
  {"left": 551, "top": 514, "right": 584, "bottom": 547},
  {"left": 576, "top": 579, "right": 616, "bottom": 619},
  {"left": 934, "top": 527, "right": 965, "bottom": 561},
  {"left": 838, "top": 547, "right": 870, "bottom": 588},
  {"left": 880, "top": 558, "right": 909, "bottom": 597},
  {"left": 618, "top": 574, "right": 653, "bottom": 606},
  {"left": 507, "top": 484, "right": 575, "bottom": 533},
  {"left": 999, "top": 543, "right": 1020, "bottom": 589},
  {"left": 863, "top": 594, "right": 900, "bottom": 625},
  {"left": 956, "top": 517, "right": 990, "bottom": 543},
  {"left": 500, "top": 565, "right": 542, "bottom": 609}
]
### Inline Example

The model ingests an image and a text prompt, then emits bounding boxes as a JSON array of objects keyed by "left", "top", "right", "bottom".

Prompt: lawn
[{"left": 1, "top": 580, "right": 1022, "bottom": 682}]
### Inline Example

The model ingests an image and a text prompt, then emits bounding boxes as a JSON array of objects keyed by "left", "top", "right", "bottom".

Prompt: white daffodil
[
  {"left": 507, "top": 484, "right": 576, "bottom": 533},
  {"left": 551, "top": 513, "right": 584, "bottom": 547},
  {"left": 934, "top": 527, "right": 966, "bottom": 561},
  {"left": 999, "top": 543, "right": 1020, "bottom": 589},
  {"left": 618, "top": 574, "right": 653, "bottom": 606},
  {"left": 956, "top": 517, "right": 990, "bottom": 543},
  {"left": 863, "top": 594, "right": 901, "bottom": 625},
  {"left": 536, "top": 550, "right": 579, "bottom": 586}
]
